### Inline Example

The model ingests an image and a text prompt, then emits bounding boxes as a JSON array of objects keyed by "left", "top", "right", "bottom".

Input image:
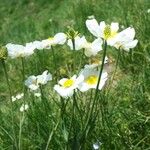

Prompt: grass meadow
[{"left": 0, "top": 0, "right": 150, "bottom": 149}]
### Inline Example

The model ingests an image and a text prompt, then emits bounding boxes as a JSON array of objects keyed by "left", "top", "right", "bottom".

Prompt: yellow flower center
[
  {"left": 48, "top": 37, "right": 54, "bottom": 41},
  {"left": 32, "top": 79, "right": 37, "bottom": 85},
  {"left": 85, "top": 75, "right": 98, "bottom": 85},
  {"left": 63, "top": 79, "right": 74, "bottom": 88},
  {"left": 91, "top": 58, "right": 100, "bottom": 65},
  {"left": 103, "top": 25, "right": 117, "bottom": 40}
]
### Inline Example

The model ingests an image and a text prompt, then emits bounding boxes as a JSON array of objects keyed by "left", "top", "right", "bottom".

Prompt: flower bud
[
  {"left": 0, "top": 46, "right": 8, "bottom": 60},
  {"left": 66, "top": 27, "right": 79, "bottom": 40}
]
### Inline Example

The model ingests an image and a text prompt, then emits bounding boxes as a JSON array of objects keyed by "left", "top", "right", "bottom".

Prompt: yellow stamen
[
  {"left": 63, "top": 79, "right": 74, "bottom": 88},
  {"left": 85, "top": 75, "right": 98, "bottom": 85},
  {"left": 104, "top": 25, "right": 117, "bottom": 40},
  {"left": 48, "top": 37, "right": 54, "bottom": 40}
]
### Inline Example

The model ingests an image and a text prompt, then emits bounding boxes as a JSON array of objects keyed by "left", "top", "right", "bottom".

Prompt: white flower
[
  {"left": 53, "top": 33, "right": 67, "bottom": 45},
  {"left": 93, "top": 142, "right": 102, "bottom": 150},
  {"left": 12, "top": 93, "right": 24, "bottom": 102},
  {"left": 25, "top": 75, "right": 39, "bottom": 91},
  {"left": 25, "top": 70, "right": 52, "bottom": 91},
  {"left": 54, "top": 75, "right": 84, "bottom": 98},
  {"left": 113, "top": 27, "right": 138, "bottom": 51},
  {"left": 37, "top": 70, "right": 52, "bottom": 85},
  {"left": 6, "top": 43, "right": 25, "bottom": 59},
  {"left": 6, "top": 43, "right": 35, "bottom": 59},
  {"left": 16, "top": 93, "right": 24, "bottom": 99},
  {"left": 24, "top": 42, "right": 36, "bottom": 56},
  {"left": 34, "top": 33, "right": 67, "bottom": 50},
  {"left": 93, "top": 143, "right": 99, "bottom": 150},
  {"left": 86, "top": 19, "right": 102, "bottom": 38},
  {"left": 84, "top": 38, "right": 103, "bottom": 57},
  {"left": 20, "top": 104, "right": 29, "bottom": 112},
  {"left": 147, "top": 9, "right": 150, "bottom": 13},
  {"left": 78, "top": 68, "right": 108, "bottom": 92},
  {"left": 86, "top": 19, "right": 119, "bottom": 46},
  {"left": 67, "top": 36, "right": 87, "bottom": 50},
  {"left": 12, "top": 96, "right": 17, "bottom": 102},
  {"left": 34, "top": 92, "right": 41, "bottom": 97},
  {"left": 32, "top": 41, "right": 46, "bottom": 50}
]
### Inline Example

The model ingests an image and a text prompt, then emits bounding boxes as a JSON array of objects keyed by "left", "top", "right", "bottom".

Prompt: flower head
[
  {"left": 54, "top": 75, "right": 84, "bottom": 98},
  {"left": 66, "top": 28, "right": 79, "bottom": 40},
  {"left": 6, "top": 43, "right": 35, "bottom": 59},
  {"left": 25, "top": 70, "right": 52, "bottom": 91},
  {"left": 34, "top": 92, "right": 41, "bottom": 97},
  {"left": 37, "top": 70, "right": 52, "bottom": 85},
  {"left": 0, "top": 46, "right": 8, "bottom": 60},
  {"left": 113, "top": 27, "right": 138, "bottom": 51},
  {"left": 147, "top": 9, "right": 150, "bottom": 13},
  {"left": 78, "top": 68, "right": 108, "bottom": 92},
  {"left": 86, "top": 19, "right": 119, "bottom": 46},
  {"left": 67, "top": 35, "right": 87, "bottom": 50},
  {"left": 20, "top": 104, "right": 29, "bottom": 112},
  {"left": 33, "top": 33, "right": 67, "bottom": 50},
  {"left": 12, "top": 93, "right": 24, "bottom": 102},
  {"left": 25, "top": 75, "right": 39, "bottom": 91},
  {"left": 84, "top": 38, "right": 103, "bottom": 57}
]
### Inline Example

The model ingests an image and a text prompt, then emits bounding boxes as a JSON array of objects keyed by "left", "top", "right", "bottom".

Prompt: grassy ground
[{"left": 0, "top": 0, "right": 150, "bottom": 149}]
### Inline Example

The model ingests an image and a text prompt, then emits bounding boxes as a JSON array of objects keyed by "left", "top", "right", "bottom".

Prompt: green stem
[
  {"left": 45, "top": 121, "right": 59, "bottom": 150},
  {"left": 21, "top": 57, "right": 26, "bottom": 102},
  {"left": 72, "top": 38, "right": 75, "bottom": 51},
  {"left": 95, "top": 40, "right": 107, "bottom": 97},
  {"left": 83, "top": 40, "right": 107, "bottom": 133},
  {"left": 51, "top": 46, "right": 58, "bottom": 80},
  {"left": 1, "top": 59, "right": 18, "bottom": 149},
  {"left": 18, "top": 113, "right": 25, "bottom": 150},
  {"left": 71, "top": 38, "right": 76, "bottom": 71},
  {"left": 68, "top": 96, "right": 75, "bottom": 141},
  {"left": 1, "top": 60, "right": 12, "bottom": 100}
]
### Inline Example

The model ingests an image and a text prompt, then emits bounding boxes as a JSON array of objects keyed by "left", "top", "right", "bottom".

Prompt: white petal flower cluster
[
  {"left": 67, "top": 36, "right": 87, "bottom": 50},
  {"left": 67, "top": 35, "right": 103, "bottom": 57},
  {"left": 78, "top": 68, "right": 108, "bottom": 92},
  {"left": 86, "top": 18, "right": 138, "bottom": 50},
  {"left": 5, "top": 17, "right": 138, "bottom": 101},
  {"left": 54, "top": 67, "right": 108, "bottom": 98},
  {"left": 5, "top": 33, "right": 67, "bottom": 58},
  {"left": 20, "top": 104, "right": 29, "bottom": 112},
  {"left": 6, "top": 42, "right": 35, "bottom": 59},
  {"left": 54, "top": 75, "right": 84, "bottom": 98},
  {"left": 12, "top": 93, "right": 24, "bottom": 102},
  {"left": 33, "top": 33, "right": 67, "bottom": 50},
  {"left": 25, "top": 70, "right": 52, "bottom": 91},
  {"left": 113, "top": 27, "right": 138, "bottom": 51}
]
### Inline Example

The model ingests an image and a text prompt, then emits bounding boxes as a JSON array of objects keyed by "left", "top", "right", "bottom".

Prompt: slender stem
[
  {"left": 1, "top": 60, "right": 12, "bottom": 99},
  {"left": 95, "top": 41, "right": 107, "bottom": 97},
  {"left": 21, "top": 57, "right": 26, "bottom": 102},
  {"left": 83, "top": 40, "right": 107, "bottom": 132},
  {"left": 51, "top": 46, "right": 58, "bottom": 80},
  {"left": 72, "top": 38, "right": 75, "bottom": 51},
  {"left": 20, "top": 58, "right": 26, "bottom": 150},
  {"left": 71, "top": 38, "right": 76, "bottom": 71},
  {"left": 45, "top": 121, "right": 59, "bottom": 150},
  {"left": 68, "top": 96, "right": 75, "bottom": 141},
  {"left": 73, "top": 91, "right": 82, "bottom": 118},
  {"left": 1, "top": 60, "right": 18, "bottom": 149},
  {"left": 18, "top": 113, "right": 25, "bottom": 150}
]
